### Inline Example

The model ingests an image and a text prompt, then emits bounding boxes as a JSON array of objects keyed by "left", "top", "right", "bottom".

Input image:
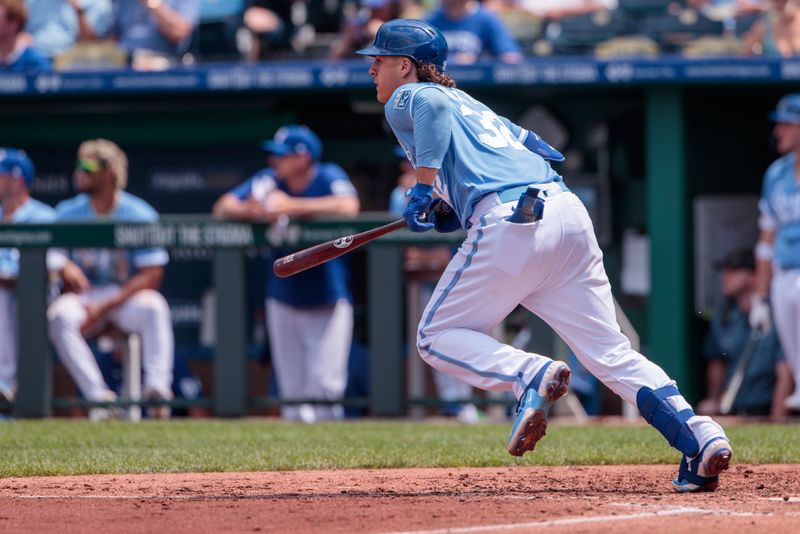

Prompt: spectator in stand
[
  {"left": 426, "top": 0, "right": 523, "bottom": 64},
  {"left": 25, "top": 0, "right": 111, "bottom": 59},
  {"left": 84, "top": 0, "right": 199, "bottom": 69},
  {"left": 0, "top": 148, "right": 56, "bottom": 404},
  {"left": 742, "top": 0, "right": 800, "bottom": 56},
  {"left": 330, "top": 0, "right": 400, "bottom": 59},
  {"left": 695, "top": 249, "right": 792, "bottom": 419},
  {"left": 241, "top": 0, "right": 295, "bottom": 61},
  {"left": 0, "top": 0, "right": 50, "bottom": 71},
  {"left": 516, "top": 0, "right": 617, "bottom": 21}
]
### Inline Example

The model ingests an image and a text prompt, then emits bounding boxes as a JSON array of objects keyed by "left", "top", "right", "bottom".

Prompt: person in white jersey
[
  {"left": 751, "top": 93, "right": 800, "bottom": 412},
  {"left": 47, "top": 139, "right": 174, "bottom": 419},
  {"left": 357, "top": 18, "right": 732, "bottom": 492},
  {"left": 0, "top": 148, "right": 55, "bottom": 403}
]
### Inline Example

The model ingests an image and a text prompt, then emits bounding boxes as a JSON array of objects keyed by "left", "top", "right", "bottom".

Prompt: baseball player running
[
  {"left": 47, "top": 139, "right": 174, "bottom": 419},
  {"left": 0, "top": 148, "right": 55, "bottom": 403},
  {"left": 752, "top": 93, "right": 800, "bottom": 412},
  {"left": 357, "top": 19, "right": 731, "bottom": 492}
]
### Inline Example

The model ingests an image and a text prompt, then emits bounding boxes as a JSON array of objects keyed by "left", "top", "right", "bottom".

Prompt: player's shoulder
[
  {"left": 764, "top": 154, "right": 794, "bottom": 186},
  {"left": 116, "top": 191, "right": 160, "bottom": 221},
  {"left": 25, "top": 198, "right": 56, "bottom": 221},
  {"left": 316, "top": 162, "right": 349, "bottom": 181},
  {"left": 55, "top": 193, "right": 91, "bottom": 219}
]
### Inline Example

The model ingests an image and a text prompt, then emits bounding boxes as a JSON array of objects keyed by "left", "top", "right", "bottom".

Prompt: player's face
[
  {"left": 269, "top": 152, "right": 311, "bottom": 180},
  {"left": 73, "top": 158, "right": 106, "bottom": 193},
  {"left": 720, "top": 268, "right": 753, "bottom": 298},
  {"left": 0, "top": 174, "right": 12, "bottom": 199},
  {"left": 773, "top": 122, "right": 800, "bottom": 154},
  {"left": 368, "top": 56, "right": 413, "bottom": 104}
]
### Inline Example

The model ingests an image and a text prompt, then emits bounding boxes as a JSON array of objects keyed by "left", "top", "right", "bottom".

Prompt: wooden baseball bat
[{"left": 273, "top": 219, "right": 407, "bottom": 278}]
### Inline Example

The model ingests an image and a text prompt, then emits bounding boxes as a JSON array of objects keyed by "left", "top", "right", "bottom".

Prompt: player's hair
[
  {"left": 0, "top": 0, "right": 28, "bottom": 30},
  {"left": 78, "top": 139, "right": 129, "bottom": 190},
  {"left": 417, "top": 63, "right": 457, "bottom": 88}
]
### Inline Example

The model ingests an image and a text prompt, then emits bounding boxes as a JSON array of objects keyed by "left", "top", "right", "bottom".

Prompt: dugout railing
[{"left": 0, "top": 214, "right": 464, "bottom": 418}]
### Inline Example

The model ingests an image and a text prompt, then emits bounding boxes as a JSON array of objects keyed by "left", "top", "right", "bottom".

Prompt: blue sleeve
[
  {"left": 412, "top": 88, "right": 452, "bottom": 170},
  {"left": 324, "top": 164, "right": 358, "bottom": 197},
  {"left": 84, "top": 0, "right": 112, "bottom": 37},
  {"left": 483, "top": 12, "right": 520, "bottom": 55},
  {"left": 230, "top": 178, "right": 254, "bottom": 200}
]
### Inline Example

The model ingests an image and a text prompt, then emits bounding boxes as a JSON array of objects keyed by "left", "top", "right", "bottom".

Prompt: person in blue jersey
[
  {"left": 357, "top": 19, "right": 732, "bottom": 492},
  {"left": 25, "top": 0, "right": 112, "bottom": 59},
  {"left": 752, "top": 93, "right": 800, "bottom": 412},
  {"left": 83, "top": 0, "right": 199, "bottom": 68},
  {"left": 213, "top": 125, "right": 360, "bottom": 423},
  {"left": 0, "top": 148, "right": 55, "bottom": 403},
  {"left": 47, "top": 139, "right": 174, "bottom": 419},
  {"left": 426, "top": 0, "right": 522, "bottom": 65},
  {"left": 0, "top": 0, "right": 51, "bottom": 72}
]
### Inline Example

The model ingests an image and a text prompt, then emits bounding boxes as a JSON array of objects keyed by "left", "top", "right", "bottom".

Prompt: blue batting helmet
[
  {"left": 770, "top": 93, "right": 800, "bottom": 125},
  {"left": 0, "top": 147, "right": 34, "bottom": 188},
  {"left": 356, "top": 19, "right": 448, "bottom": 72}
]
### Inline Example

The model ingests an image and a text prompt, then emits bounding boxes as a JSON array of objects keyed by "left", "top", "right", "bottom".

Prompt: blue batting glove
[
  {"left": 403, "top": 183, "right": 435, "bottom": 232},
  {"left": 428, "top": 199, "right": 461, "bottom": 233}
]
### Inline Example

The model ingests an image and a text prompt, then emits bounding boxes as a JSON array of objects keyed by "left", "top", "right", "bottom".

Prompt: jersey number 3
[{"left": 451, "top": 91, "right": 525, "bottom": 151}]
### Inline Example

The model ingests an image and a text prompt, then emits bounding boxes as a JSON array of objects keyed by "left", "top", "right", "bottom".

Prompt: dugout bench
[{"left": 1, "top": 214, "right": 463, "bottom": 418}]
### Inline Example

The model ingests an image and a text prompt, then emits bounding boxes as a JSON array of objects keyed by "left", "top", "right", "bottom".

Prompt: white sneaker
[
  {"left": 785, "top": 391, "right": 800, "bottom": 412},
  {"left": 89, "top": 390, "right": 122, "bottom": 422}
]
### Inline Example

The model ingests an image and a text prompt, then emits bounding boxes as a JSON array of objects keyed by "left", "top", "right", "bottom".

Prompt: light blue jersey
[
  {"left": 759, "top": 153, "right": 800, "bottom": 270},
  {"left": 55, "top": 192, "right": 169, "bottom": 286},
  {"left": 385, "top": 82, "right": 561, "bottom": 225},
  {"left": 0, "top": 198, "right": 56, "bottom": 279}
]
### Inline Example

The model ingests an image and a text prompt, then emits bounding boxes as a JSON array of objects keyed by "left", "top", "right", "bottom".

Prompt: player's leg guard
[{"left": 636, "top": 384, "right": 699, "bottom": 458}]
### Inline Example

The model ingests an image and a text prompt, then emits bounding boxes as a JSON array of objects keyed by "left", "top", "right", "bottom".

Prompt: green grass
[{"left": 0, "top": 419, "right": 797, "bottom": 477}]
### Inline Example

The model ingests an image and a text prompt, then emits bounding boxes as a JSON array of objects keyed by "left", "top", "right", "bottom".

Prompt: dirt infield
[{"left": 1, "top": 465, "right": 798, "bottom": 533}]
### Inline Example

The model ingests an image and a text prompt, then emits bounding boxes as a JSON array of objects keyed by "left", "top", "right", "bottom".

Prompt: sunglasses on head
[{"left": 75, "top": 159, "right": 102, "bottom": 173}]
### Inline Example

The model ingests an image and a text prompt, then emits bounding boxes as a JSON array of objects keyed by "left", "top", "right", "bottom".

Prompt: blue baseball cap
[
  {"left": 261, "top": 125, "right": 322, "bottom": 161},
  {"left": 0, "top": 147, "right": 34, "bottom": 187},
  {"left": 769, "top": 93, "right": 800, "bottom": 124}
]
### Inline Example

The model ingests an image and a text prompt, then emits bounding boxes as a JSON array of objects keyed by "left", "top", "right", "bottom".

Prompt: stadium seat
[
  {"left": 191, "top": 0, "right": 245, "bottom": 61},
  {"left": 543, "top": 10, "right": 634, "bottom": 55},
  {"left": 641, "top": 9, "right": 725, "bottom": 52}
]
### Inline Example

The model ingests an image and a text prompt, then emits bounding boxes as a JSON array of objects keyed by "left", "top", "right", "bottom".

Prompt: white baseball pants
[
  {"left": 0, "top": 286, "right": 16, "bottom": 390},
  {"left": 48, "top": 286, "right": 174, "bottom": 401},
  {"left": 771, "top": 268, "right": 800, "bottom": 389},
  {"left": 417, "top": 184, "right": 723, "bottom": 446},
  {"left": 266, "top": 297, "right": 352, "bottom": 422}
]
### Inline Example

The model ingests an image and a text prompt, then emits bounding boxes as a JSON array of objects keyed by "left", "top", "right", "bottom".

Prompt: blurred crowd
[{"left": 1, "top": 0, "right": 800, "bottom": 72}]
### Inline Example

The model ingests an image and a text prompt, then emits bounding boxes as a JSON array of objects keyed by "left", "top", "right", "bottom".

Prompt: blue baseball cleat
[
  {"left": 672, "top": 437, "right": 733, "bottom": 492},
  {"left": 506, "top": 360, "right": 571, "bottom": 457}
]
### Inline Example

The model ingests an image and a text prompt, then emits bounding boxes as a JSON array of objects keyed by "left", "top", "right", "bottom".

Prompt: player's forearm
[
  {"left": 754, "top": 230, "right": 775, "bottom": 297},
  {"left": 147, "top": 2, "right": 194, "bottom": 43},
  {"left": 212, "top": 195, "right": 249, "bottom": 220},
  {"left": 284, "top": 196, "right": 360, "bottom": 218}
]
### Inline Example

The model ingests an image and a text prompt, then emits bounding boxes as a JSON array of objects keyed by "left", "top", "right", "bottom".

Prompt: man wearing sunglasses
[
  {"left": 0, "top": 147, "right": 55, "bottom": 404},
  {"left": 47, "top": 138, "right": 174, "bottom": 419}
]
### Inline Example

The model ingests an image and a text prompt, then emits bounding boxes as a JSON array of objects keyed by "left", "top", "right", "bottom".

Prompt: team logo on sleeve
[{"left": 393, "top": 90, "right": 411, "bottom": 110}]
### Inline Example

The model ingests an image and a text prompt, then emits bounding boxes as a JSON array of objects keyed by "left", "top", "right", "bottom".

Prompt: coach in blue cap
[
  {"left": 213, "top": 125, "right": 360, "bottom": 423},
  {"left": 0, "top": 148, "right": 55, "bottom": 403},
  {"left": 752, "top": 93, "right": 800, "bottom": 413}
]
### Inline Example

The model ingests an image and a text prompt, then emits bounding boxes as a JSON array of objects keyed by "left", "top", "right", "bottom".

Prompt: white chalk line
[{"left": 384, "top": 503, "right": 769, "bottom": 534}]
